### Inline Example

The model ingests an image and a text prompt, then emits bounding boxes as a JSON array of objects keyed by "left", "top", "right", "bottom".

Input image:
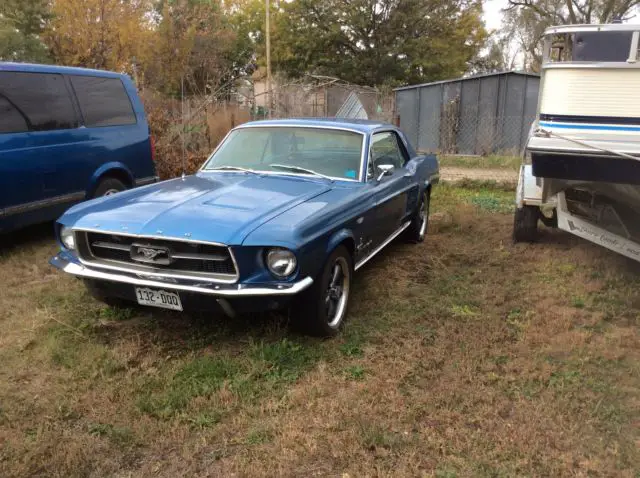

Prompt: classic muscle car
[{"left": 50, "top": 119, "right": 439, "bottom": 336}]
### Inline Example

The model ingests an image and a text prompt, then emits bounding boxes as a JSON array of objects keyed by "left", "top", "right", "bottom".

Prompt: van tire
[{"left": 93, "top": 178, "right": 127, "bottom": 198}]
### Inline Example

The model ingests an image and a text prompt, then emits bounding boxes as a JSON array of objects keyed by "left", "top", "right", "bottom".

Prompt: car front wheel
[{"left": 290, "top": 245, "right": 352, "bottom": 337}]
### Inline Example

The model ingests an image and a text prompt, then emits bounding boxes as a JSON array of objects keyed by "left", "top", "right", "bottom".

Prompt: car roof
[
  {"left": 237, "top": 118, "right": 396, "bottom": 133},
  {"left": 0, "top": 62, "right": 126, "bottom": 78}
]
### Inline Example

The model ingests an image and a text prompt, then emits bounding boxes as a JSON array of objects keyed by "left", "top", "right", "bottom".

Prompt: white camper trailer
[{"left": 514, "top": 23, "right": 640, "bottom": 262}]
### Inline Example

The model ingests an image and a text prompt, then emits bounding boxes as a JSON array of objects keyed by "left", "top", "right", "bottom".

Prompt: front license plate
[{"left": 135, "top": 287, "right": 183, "bottom": 311}]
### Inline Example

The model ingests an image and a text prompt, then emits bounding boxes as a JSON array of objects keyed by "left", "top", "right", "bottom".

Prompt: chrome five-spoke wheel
[
  {"left": 418, "top": 191, "right": 430, "bottom": 239},
  {"left": 290, "top": 245, "right": 352, "bottom": 337},
  {"left": 325, "top": 256, "right": 350, "bottom": 328},
  {"left": 407, "top": 189, "right": 430, "bottom": 243}
]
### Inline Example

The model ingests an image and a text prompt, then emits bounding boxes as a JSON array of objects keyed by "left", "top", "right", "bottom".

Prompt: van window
[
  {"left": 0, "top": 97, "right": 29, "bottom": 133},
  {"left": 70, "top": 76, "right": 137, "bottom": 127},
  {"left": 0, "top": 72, "right": 78, "bottom": 133}
]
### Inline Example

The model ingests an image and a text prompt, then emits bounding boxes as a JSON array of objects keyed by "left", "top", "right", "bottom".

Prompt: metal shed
[{"left": 395, "top": 71, "right": 540, "bottom": 155}]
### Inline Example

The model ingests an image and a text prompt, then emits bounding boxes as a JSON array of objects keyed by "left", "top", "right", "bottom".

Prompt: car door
[{"left": 367, "top": 131, "right": 417, "bottom": 246}]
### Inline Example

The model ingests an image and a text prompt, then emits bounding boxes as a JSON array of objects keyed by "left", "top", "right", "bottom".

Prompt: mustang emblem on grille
[
  {"left": 130, "top": 244, "right": 172, "bottom": 265},
  {"left": 138, "top": 247, "right": 163, "bottom": 259}
]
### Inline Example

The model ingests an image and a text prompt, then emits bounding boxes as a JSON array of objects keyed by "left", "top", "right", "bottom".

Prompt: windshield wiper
[
  {"left": 270, "top": 164, "right": 334, "bottom": 182},
  {"left": 207, "top": 165, "right": 258, "bottom": 174}
]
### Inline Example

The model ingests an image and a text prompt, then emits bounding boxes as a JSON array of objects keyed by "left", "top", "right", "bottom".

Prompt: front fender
[
  {"left": 326, "top": 228, "right": 356, "bottom": 257},
  {"left": 87, "top": 162, "right": 134, "bottom": 196}
]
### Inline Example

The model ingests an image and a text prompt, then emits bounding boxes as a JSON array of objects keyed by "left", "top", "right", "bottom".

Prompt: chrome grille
[{"left": 77, "top": 231, "right": 238, "bottom": 281}]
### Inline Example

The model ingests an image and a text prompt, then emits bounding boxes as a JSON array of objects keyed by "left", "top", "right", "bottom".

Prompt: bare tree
[
  {"left": 507, "top": 0, "right": 640, "bottom": 24},
  {"left": 503, "top": 0, "right": 640, "bottom": 71}
]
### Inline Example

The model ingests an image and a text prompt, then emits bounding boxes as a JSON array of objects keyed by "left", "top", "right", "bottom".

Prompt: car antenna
[{"left": 181, "top": 75, "right": 186, "bottom": 180}]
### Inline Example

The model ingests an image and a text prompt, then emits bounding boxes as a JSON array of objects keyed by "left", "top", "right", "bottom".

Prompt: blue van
[{"left": 0, "top": 62, "right": 157, "bottom": 232}]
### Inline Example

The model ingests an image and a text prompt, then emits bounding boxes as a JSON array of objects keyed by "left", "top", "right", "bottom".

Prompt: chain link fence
[
  {"left": 417, "top": 112, "right": 530, "bottom": 157},
  {"left": 396, "top": 71, "right": 540, "bottom": 158},
  {"left": 143, "top": 76, "right": 395, "bottom": 179}
]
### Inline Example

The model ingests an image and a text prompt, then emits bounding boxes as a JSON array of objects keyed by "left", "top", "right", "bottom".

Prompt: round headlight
[
  {"left": 266, "top": 248, "right": 297, "bottom": 278},
  {"left": 60, "top": 227, "right": 75, "bottom": 250}
]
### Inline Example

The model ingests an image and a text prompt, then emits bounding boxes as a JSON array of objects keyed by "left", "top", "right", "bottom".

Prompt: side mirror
[{"left": 376, "top": 164, "right": 395, "bottom": 182}]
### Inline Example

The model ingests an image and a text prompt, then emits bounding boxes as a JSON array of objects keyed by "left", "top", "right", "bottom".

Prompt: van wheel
[{"left": 93, "top": 178, "right": 127, "bottom": 198}]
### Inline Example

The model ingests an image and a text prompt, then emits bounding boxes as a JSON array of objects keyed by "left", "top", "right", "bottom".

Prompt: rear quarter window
[
  {"left": 0, "top": 71, "right": 78, "bottom": 133},
  {"left": 70, "top": 76, "right": 137, "bottom": 127}
]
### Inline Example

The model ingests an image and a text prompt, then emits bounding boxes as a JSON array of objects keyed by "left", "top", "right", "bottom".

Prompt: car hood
[{"left": 62, "top": 173, "right": 333, "bottom": 245}]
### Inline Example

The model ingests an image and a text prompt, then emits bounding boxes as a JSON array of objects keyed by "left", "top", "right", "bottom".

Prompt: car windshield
[{"left": 203, "top": 127, "right": 364, "bottom": 180}]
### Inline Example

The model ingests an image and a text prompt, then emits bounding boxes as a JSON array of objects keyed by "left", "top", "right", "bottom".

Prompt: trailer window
[
  {"left": 547, "top": 34, "right": 573, "bottom": 62},
  {"left": 545, "top": 31, "right": 637, "bottom": 63}
]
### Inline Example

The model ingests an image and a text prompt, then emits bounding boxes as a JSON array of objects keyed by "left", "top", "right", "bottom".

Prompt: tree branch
[{"left": 565, "top": 0, "right": 578, "bottom": 23}]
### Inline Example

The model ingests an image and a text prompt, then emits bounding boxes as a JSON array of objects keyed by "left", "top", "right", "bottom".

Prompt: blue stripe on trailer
[{"left": 539, "top": 121, "right": 640, "bottom": 132}]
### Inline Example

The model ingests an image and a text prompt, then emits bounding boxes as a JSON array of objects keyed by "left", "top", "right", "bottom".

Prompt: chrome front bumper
[{"left": 50, "top": 254, "right": 314, "bottom": 297}]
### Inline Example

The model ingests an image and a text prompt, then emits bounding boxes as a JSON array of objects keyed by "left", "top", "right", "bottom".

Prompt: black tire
[
  {"left": 406, "top": 189, "right": 430, "bottom": 243},
  {"left": 93, "top": 177, "right": 127, "bottom": 198},
  {"left": 513, "top": 205, "right": 539, "bottom": 242},
  {"left": 83, "top": 280, "right": 131, "bottom": 308},
  {"left": 290, "top": 245, "right": 352, "bottom": 337}
]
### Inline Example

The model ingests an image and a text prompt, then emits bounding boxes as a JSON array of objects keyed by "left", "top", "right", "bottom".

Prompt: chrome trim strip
[
  {"left": 236, "top": 122, "right": 369, "bottom": 134},
  {"left": 135, "top": 176, "right": 158, "bottom": 186},
  {"left": 5, "top": 191, "right": 85, "bottom": 216},
  {"left": 51, "top": 255, "right": 313, "bottom": 297},
  {"left": 199, "top": 124, "right": 368, "bottom": 182},
  {"left": 75, "top": 228, "right": 228, "bottom": 247},
  {"left": 354, "top": 220, "right": 411, "bottom": 271},
  {"left": 78, "top": 257, "right": 239, "bottom": 283},
  {"left": 545, "top": 24, "right": 640, "bottom": 34},
  {"left": 76, "top": 230, "right": 240, "bottom": 284},
  {"left": 628, "top": 31, "right": 639, "bottom": 63},
  {"left": 92, "top": 241, "right": 130, "bottom": 251},
  {"left": 91, "top": 240, "right": 228, "bottom": 261},
  {"left": 201, "top": 169, "right": 360, "bottom": 183},
  {"left": 170, "top": 252, "right": 228, "bottom": 261}
]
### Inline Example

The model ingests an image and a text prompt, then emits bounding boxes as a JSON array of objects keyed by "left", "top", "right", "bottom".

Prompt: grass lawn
[
  {"left": 0, "top": 183, "right": 638, "bottom": 477},
  {"left": 438, "top": 155, "right": 522, "bottom": 171}
]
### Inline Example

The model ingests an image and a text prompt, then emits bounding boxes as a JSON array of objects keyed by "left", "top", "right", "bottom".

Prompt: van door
[
  {"left": 0, "top": 71, "right": 82, "bottom": 229},
  {"left": 68, "top": 75, "right": 141, "bottom": 190}
]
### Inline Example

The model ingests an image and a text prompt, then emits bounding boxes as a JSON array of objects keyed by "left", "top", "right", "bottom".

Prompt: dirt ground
[
  {"left": 440, "top": 166, "right": 518, "bottom": 184},
  {"left": 0, "top": 183, "right": 638, "bottom": 477}
]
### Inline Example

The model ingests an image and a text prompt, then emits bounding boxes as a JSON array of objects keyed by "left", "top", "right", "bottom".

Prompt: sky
[{"left": 484, "top": 0, "right": 509, "bottom": 31}]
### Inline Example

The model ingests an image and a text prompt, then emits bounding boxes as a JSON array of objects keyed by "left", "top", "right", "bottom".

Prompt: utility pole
[{"left": 266, "top": 0, "right": 272, "bottom": 118}]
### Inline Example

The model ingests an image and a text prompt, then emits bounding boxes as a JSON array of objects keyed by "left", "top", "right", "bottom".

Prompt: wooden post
[{"left": 266, "top": 0, "right": 272, "bottom": 118}]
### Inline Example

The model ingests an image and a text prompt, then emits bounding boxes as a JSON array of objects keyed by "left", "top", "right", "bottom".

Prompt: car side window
[
  {"left": 70, "top": 76, "right": 137, "bottom": 127},
  {"left": 368, "top": 131, "right": 408, "bottom": 179},
  {"left": 0, "top": 72, "right": 78, "bottom": 133}
]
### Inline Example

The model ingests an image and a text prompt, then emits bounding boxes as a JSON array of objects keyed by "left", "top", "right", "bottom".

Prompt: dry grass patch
[
  {"left": 439, "top": 154, "right": 522, "bottom": 171},
  {"left": 0, "top": 185, "right": 639, "bottom": 477}
]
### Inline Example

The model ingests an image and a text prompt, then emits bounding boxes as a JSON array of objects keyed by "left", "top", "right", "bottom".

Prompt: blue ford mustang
[{"left": 50, "top": 119, "right": 439, "bottom": 336}]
